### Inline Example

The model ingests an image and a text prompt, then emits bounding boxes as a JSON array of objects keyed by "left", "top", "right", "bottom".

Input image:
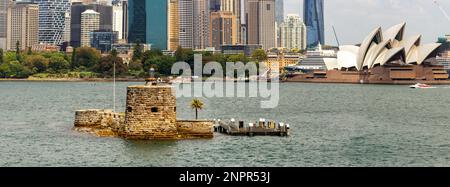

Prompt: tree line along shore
[{"left": 0, "top": 42, "right": 269, "bottom": 80}]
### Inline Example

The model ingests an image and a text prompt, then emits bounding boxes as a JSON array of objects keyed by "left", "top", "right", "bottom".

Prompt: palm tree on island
[{"left": 191, "top": 99, "right": 204, "bottom": 120}]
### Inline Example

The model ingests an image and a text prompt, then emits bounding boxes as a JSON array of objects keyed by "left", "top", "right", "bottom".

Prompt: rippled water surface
[{"left": 1, "top": 81, "right": 450, "bottom": 166}]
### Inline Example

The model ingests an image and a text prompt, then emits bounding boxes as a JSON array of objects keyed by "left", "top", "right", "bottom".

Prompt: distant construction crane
[
  {"left": 434, "top": 0, "right": 450, "bottom": 22},
  {"left": 332, "top": 26, "right": 340, "bottom": 47}
]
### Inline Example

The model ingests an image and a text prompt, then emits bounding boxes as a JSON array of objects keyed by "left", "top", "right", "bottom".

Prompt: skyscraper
[
  {"left": 6, "top": 2, "right": 40, "bottom": 50},
  {"left": 70, "top": 2, "right": 113, "bottom": 47},
  {"left": 112, "top": 1, "right": 124, "bottom": 40},
  {"left": 210, "top": 0, "right": 221, "bottom": 11},
  {"left": 275, "top": 0, "right": 284, "bottom": 25},
  {"left": 245, "top": 0, "right": 275, "bottom": 50},
  {"left": 0, "top": 0, "right": 7, "bottom": 49},
  {"left": 179, "top": 0, "right": 193, "bottom": 49},
  {"left": 304, "top": 0, "right": 324, "bottom": 47},
  {"left": 128, "top": 0, "right": 168, "bottom": 50},
  {"left": 210, "top": 11, "right": 237, "bottom": 49},
  {"left": 280, "top": 14, "right": 306, "bottom": 50},
  {"left": 80, "top": 9, "right": 100, "bottom": 47},
  {"left": 193, "top": 0, "right": 210, "bottom": 49},
  {"left": 168, "top": 0, "right": 179, "bottom": 51},
  {"left": 33, "top": 0, "right": 71, "bottom": 45},
  {"left": 221, "top": 0, "right": 241, "bottom": 44}
]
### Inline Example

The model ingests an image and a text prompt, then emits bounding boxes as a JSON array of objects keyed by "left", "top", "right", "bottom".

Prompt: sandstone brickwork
[{"left": 74, "top": 83, "right": 214, "bottom": 140}]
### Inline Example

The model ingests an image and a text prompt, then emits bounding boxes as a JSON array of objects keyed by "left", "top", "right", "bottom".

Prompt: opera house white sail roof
[{"left": 324, "top": 23, "right": 442, "bottom": 71}]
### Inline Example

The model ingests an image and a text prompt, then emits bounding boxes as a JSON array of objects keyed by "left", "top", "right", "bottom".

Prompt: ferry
[{"left": 409, "top": 83, "right": 435, "bottom": 89}]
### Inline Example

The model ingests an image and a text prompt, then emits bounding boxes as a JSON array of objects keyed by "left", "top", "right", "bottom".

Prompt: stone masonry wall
[
  {"left": 120, "top": 85, "right": 179, "bottom": 139},
  {"left": 74, "top": 109, "right": 124, "bottom": 137},
  {"left": 176, "top": 120, "right": 214, "bottom": 138}
]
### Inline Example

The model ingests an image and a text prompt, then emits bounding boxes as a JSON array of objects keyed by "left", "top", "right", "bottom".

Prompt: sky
[{"left": 284, "top": 0, "right": 450, "bottom": 45}]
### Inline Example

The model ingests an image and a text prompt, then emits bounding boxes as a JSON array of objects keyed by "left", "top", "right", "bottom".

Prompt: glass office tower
[
  {"left": 128, "top": 0, "right": 168, "bottom": 50},
  {"left": 303, "top": 0, "right": 324, "bottom": 47},
  {"left": 34, "top": 0, "right": 71, "bottom": 45}
]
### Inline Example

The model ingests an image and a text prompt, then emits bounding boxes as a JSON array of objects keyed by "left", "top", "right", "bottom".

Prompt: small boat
[{"left": 409, "top": 83, "right": 435, "bottom": 89}]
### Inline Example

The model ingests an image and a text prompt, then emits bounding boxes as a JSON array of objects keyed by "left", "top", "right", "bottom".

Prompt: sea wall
[
  {"left": 176, "top": 120, "right": 214, "bottom": 139},
  {"left": 74, "top": 109, "right": 124, "bottom": 137}
]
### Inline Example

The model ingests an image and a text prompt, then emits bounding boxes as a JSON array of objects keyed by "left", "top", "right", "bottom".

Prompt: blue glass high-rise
[
  {"left": 304, "top": 0, "right": 324, "bottom": 47},
  {"left": 128, "top": 0, "right": 168, "bottom": 50}
]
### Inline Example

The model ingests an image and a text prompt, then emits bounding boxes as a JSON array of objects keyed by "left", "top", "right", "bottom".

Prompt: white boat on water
[
  {"left": 409, "top": 83, "right": 435, "bottom": 89},
  {"left": 170, "top": 76, "right": 192, "bottom": 84}
]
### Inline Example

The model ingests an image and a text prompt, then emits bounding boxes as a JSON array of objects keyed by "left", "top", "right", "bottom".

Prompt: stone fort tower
[{"left": 120, "top": 83, "right": 179, "bottom": 139}]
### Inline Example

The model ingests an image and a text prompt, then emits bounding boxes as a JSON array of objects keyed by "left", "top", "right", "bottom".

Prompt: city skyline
[{"left": 284, "top": 0, "right": 450, "bottom": 45}]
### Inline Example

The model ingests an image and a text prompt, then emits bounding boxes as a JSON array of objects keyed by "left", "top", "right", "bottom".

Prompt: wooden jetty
[{"left": 213, "top": 118, "right": 290, "bottom": 137}]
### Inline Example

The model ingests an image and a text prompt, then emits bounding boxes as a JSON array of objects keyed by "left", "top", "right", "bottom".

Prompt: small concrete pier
[{"left": 214, "top": 118, "right": 290, "bottom": 137}]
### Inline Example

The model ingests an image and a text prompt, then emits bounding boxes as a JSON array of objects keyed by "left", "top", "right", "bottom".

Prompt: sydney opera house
[{"left": 285, "top": 23, "right": 450, "bottom": 84}]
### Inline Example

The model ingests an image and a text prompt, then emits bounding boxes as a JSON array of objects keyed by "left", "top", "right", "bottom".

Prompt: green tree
[
  {"left": 27, "top": 47, "right": 32, "bottom": 55},
  {"left": 4, "top": 52, "right": 17, "bottom": 63},
  {"left": 252, "top": 49, "right": 268, "bottom": 62},
  {"left": 111, "top": 49, "right": 118, "bottom": 57},
  {"left": 175, "top": 46, "right": 194, "bottom": 62},
  {"left": 0, "top": 48, "right": 3, "bottom": 64},
  {"left": 128, "top": 60, "right": 143, "bottom": 72},
  {"left": 74, "top": 47, "right": 101, "bottom": 70},
  {"left": 0, "top": 61, "right": 31, "bottom": 78},
  {"left": 132, "top": 41, "right": 144, "bottom": 62},
  {"left": 94, "top": 55, "right": 127, "bottom": 76},
  {"left": 191, "top": 98, "right": 204, "bottom": 120},
  {"left": 48, "top": 56, "right": 70, "bottom": 73},
  {"left": 71, "top": 48, "right": 77, "bottom": 68},
  {"left": 25, "top": 55, "right": 49, "bottom": 73},
  {"left": 15, "top": 41, "right": 22, "bottom": 62},
  {"left": 227, "top": 53, "right": 249, "bottom": 62}
]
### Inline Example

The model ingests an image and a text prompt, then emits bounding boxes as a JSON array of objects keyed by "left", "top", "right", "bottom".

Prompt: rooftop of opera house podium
[{"left": 284, "top": 22, "right": 450, "bottom": 84}]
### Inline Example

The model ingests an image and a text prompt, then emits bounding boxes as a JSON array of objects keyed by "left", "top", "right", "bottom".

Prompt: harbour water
[{"left": 1, "top": 81, "right": 450, "bottom": 166}]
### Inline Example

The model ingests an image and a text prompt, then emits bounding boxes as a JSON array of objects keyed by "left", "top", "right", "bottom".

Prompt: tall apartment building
[
  {"left": 80, "top": 9, "right": 100, "bottom": 47},
  {"left": 279, "top": 14, "right": 307, "bottom": 50},
  {"left": 71, "top": 2, "right": 113, "bottom": 47},
  {"left": 220, "top": 0, "right": 241, "bottom": 44},
  {"left": 168, "top": 0, "right": 179, "bottom": 51},
  {"left": 6, "top": 2, "right": 39, "bottom": 50},
  {"left": 210, "top": 11, "right": 236, "bottom": 50},
  {"left": 112, "top": 1, "right": 124, "bottom": 40},
  {"left": 0, "top": 0, "right": 8, "bottom": 49},
  {"left": 33, "top": 0, "right": 71, "bottom": 45},
  {"left": 179, "top": 0, "right": 193, "bottom": 49},
  {"left": 193, "top": 0, "right": 210, "bottom": 49},
  {"left": 245, "top": 0, "right": 276, "bottom": 50}
]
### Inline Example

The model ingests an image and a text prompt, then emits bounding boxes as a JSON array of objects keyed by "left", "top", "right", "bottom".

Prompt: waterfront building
[
  {"left": 286, "top": 23, "right": 449, "bottom": 84},
  {"left": 245, "top": 0, "right": 276, "bottom": 50},
  {"left": 90, "top": 30, "right": 118, "bottom": 53},
  {"left": 265, "top": 51, "right": 301, "bottom": 73},
  {"left": 168, "top": 0, "right": 179, "bottom": 51},
  {"left": 71, "top": 2, "right": 113, "bottom": 47},
  {"left": 179, "top": 0, "right": 194, "bottom": 49},
  {"left": 193, "top": 0, "right": 210, "bottom": 49},
  {"left": 221, "top": 44, "right": 262, "bottom": 56},
  {"left": 303, "top": 0, "right": 324, "bottom": 47},
  {"left": 295, "top": 43, "right": 336, "bottom": 71},
  {"left": 6, "top": 2, "right": 39, "bottom": 50},
  {"left": 128, "top": 0, "right": 168, "bottom": 50},
  {"left": 34, "top": 0, "right": 71, "bottom": 45},
  {"left": 31, "top": 43, "right": 61, "bottom": 52},
  {"left": 0, "top": 0, "right": 8, "bottom": 49},
  {"left": 80, "top": 9, "right": 100, "bottom": 47},
  {"left": 437, "top": 51, "right": 450, "bottom": 73},
  {"left": 221, "top": 0, "right": 241, "bottom": 44},
  {"left": 210, "top": 11, "right": 237, "bottom": 50},
  {"left": 280, "top": 14, "right": 307, "bottom": 50},
  {"left": 112, "top": 1, "right": 124, "bottom": 40}
]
